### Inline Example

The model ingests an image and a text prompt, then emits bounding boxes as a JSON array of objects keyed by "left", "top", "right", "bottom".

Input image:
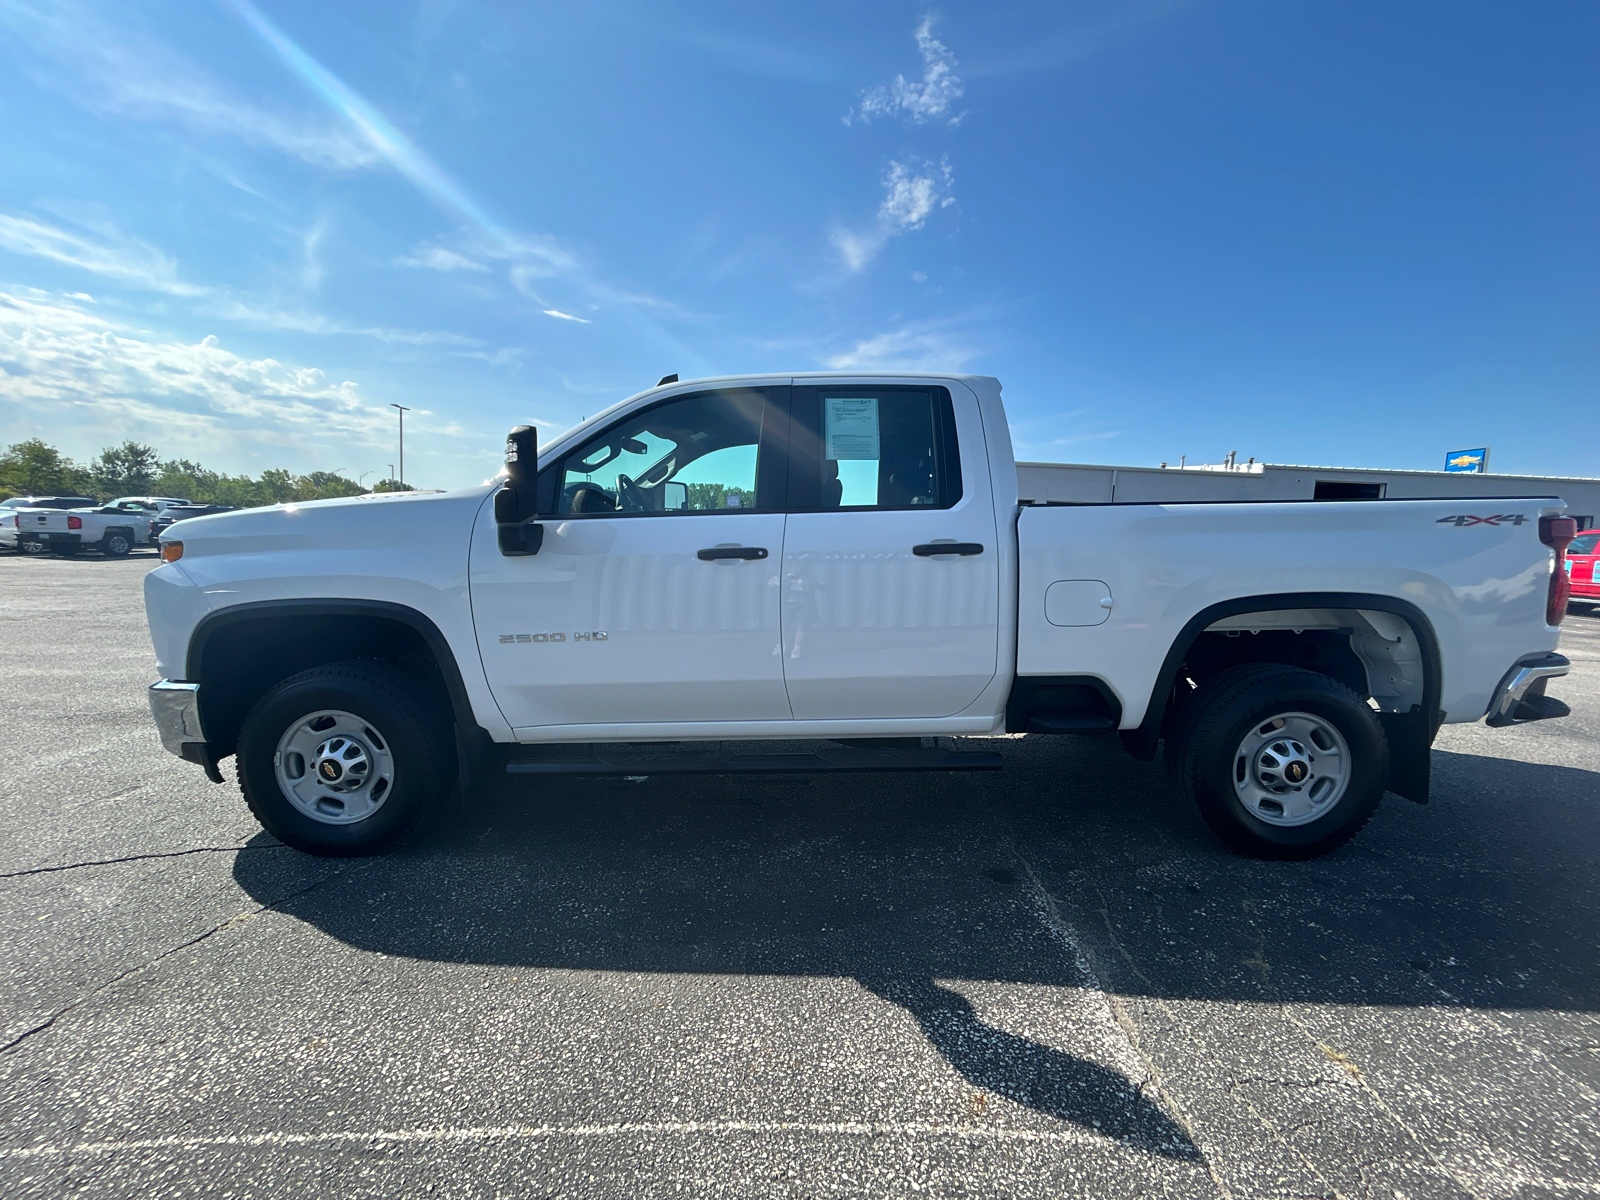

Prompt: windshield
[{"left": 1568, "top": 532, "right": 1600, "bottom": 556}]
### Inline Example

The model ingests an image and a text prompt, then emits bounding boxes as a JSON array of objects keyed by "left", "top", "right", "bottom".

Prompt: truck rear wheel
[
  {"left": 237, "top": 661, "right": 448, "bottom": 856},
  {"left": 1166, "top": 664, "right": 1388, "bottom": 860},
  {"left": 100, "top": 530, "right": 133, "bottom": 557}
]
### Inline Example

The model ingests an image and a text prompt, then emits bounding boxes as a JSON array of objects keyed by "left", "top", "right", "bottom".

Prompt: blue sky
[{"left": 0, "top": 0, "right": 1594, "bottom": 489}]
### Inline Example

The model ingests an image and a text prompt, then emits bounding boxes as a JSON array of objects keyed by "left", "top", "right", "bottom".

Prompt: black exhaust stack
[{"left": 495, "top": 424, "right": 544, "bottom": 556}]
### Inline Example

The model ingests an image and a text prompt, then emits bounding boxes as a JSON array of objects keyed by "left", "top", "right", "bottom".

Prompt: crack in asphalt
[
  {"left": 0, "top": 844, "right": 289, "bottom": 880},
  {"left": 1077, "top": 874, "right": 1338, "bottom": 1200},
  {"left": 1001, "top": 840, "right": 1228, "bottom": 1194},
  {"left": 0, "top": 862, "right": 367, "bottom": 1056}
]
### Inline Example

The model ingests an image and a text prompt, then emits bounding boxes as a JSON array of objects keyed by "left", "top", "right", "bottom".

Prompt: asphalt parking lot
[{"left": 2, "top": 551, "right": 1597, "bottom": 1198}]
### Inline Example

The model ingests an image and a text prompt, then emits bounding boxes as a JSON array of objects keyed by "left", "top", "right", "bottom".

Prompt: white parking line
[{"left": 3, "top": 1118, "right": 1122, "bottom": 1160}]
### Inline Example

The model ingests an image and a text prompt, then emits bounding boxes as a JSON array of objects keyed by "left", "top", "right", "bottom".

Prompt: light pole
[{"left": 390, "top": 404, "right": 411, "bottom": 486}]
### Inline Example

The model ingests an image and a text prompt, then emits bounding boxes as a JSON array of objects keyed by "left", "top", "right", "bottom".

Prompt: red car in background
[{"left": 1566, "top": 530, "right": 1600, "bottom": 614}]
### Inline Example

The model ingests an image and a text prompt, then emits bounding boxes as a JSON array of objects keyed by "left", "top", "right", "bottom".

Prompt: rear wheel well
[
  {"left": 1181, "top": 628, "right": 1369, "bottom": 699},
  {"left": 194, "top": 613, "right": 454, "bottom": 761},
  {"left": 1123, "top": 595, "right": 1441, "bottom": 804},
  {"left": 1166, "top": 606, "right": 1430, "bottom": 723}
]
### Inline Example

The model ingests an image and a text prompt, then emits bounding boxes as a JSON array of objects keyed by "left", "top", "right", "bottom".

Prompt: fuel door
[{"left": 1044, "top": 579, "right": 1113, "bottom": 627}]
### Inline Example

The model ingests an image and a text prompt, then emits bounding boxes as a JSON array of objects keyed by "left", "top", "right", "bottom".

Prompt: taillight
[
  {"left": 67, "top": 515, "right": 82, "bottom": 530},
  {"left": 1540, "top": 516, "right": 1578, "bottom": 625}
]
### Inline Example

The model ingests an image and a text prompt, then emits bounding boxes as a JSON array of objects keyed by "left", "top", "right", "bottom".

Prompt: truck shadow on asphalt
[{"left": 232, "top": 737, "right": 1600, "bottom": 1156}]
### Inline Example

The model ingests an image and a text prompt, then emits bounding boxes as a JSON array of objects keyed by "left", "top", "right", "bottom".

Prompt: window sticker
[{"left": 824, "top": 397, "right": 880, "bottom": 461}]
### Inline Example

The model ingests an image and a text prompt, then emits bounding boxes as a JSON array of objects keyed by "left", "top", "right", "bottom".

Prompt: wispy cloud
[
  {"left": 962, "top": 0, "right": 1197, "bottom": 78},
  {"left": 0, "top": 210, "right": 486, "bottom": 350},
  {"left": 395, "top": 244, "right": 490, "bottom": 273},
  {"left": 831, "top": 156, "right": 954, "bottom": 273},
  {"left": 0, "top": 0, "right": 379, "bottom": 169},
  {"left": 847, "top": 16, "right": 964, "bottom": 126},
  {"left": 0, "top": 288, "right": 405, "bottom": 468},
  {"left": 0, "top": 213, "right": 207, "bottom": 296},
  {"left": 823, "top": 318, "right": 976, "bottom": 372},
  {"left": 542, "top": 309, "right": 590, "bottom": 323},
  {"left": 204, "top": 297, "right": 483, "bottom": 346},
  {"left": 219, "top": 0, "right": 708, "bottom": 369}
]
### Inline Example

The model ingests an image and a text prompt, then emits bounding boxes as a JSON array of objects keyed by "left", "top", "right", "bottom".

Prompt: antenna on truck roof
[{"left": 657, "top": 373, "right": 678, "bottom": 386}]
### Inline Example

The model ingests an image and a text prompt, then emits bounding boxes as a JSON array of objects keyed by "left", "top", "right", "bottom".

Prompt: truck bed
[{"left": 1016, "top": 496, "right": 1562, "bottom": 727}]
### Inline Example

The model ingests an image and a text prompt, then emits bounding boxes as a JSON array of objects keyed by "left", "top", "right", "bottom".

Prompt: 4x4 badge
[{"left": 1436, "top": 514, "right": 1528, "bottom": 526}]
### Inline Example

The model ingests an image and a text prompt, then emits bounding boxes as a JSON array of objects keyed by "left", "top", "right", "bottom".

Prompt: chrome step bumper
[{"left": 1485, "top": 653, "right": 1571, "bottom": 728}]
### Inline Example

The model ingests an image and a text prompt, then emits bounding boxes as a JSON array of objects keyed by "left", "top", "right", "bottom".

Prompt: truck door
[
  {"left": 469, "top": 385, "right": 793, "bottom": 732},
  {"left": 779, "top": 382, "right": 999, "bottom": 719}
]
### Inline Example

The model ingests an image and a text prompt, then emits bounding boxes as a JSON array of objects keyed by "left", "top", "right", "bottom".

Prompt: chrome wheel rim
[
  {"left": 1233, "top": 711, "right": 1350, "bottom": 827},
  {"left": 273, "top": 709, "right": 395, "bottom": 825},
  {"left": 107, "top": 536, "right": 129, "bottom": 554}
]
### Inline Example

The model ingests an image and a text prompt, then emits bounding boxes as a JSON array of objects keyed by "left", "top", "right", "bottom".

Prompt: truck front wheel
[
  {"left": 1166, "top": 664, "right": 1388, "bottom": 860},
  {"left": 236, "top": 661, "right": 448, "bottom": 856}
]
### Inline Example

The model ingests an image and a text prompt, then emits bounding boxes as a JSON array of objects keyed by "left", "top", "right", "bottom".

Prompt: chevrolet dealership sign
[{"left": 1445, "top": 448, "right": 1489, "bottom": 474}]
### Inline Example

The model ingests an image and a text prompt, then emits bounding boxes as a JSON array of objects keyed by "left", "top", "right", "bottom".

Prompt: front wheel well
[{"left": 193, "top": 611, "right": 455, "bottom": 761}]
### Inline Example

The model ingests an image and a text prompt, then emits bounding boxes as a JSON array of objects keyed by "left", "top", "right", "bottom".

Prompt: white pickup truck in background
[
  {"left": 144, "top": 374, "right": 1576, "bottom": 860},
  {"left": 21, "top": 501, "right": 157, "bottom": 557}
]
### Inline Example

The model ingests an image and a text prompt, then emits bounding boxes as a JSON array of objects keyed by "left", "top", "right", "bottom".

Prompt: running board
[{"left": 506, "top": 745, "right": 1002, "bottom": 776}]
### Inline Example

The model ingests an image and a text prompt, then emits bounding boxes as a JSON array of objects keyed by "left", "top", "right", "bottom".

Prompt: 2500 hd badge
[{"left": 497, "top": 631, "right": 609, "bottom": 644}]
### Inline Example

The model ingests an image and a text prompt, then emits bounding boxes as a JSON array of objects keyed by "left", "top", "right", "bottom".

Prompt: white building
[{"left": 1017, "top": 460, "right": 1600, "bottom": 529}]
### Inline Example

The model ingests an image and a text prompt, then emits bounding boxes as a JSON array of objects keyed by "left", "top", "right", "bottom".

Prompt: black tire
[
  {"left": 237, "top": 661, "right": 449, "bottom": 856},
  {"left": 1166, "top": 663, "right": 1388, "bottom": 860},
  {"left": 100, "top": 530, "right": 133, "bottom": 557}
]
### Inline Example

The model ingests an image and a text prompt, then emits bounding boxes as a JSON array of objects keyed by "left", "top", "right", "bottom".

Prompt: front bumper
[
  {"left": 148, "top": 681, "right": 223, "bottom": 782},
  {"left": 1485, "top": 653, "right": 1571, "bottom": 728}
]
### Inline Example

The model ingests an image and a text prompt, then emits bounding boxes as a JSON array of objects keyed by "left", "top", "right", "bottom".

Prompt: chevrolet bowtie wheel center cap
[
  {"left": 1255, "top": 738, "right": 1312, "bottom": 791},
  {"left": 311, "top": 736, "right": 370, "bottom": 792}
]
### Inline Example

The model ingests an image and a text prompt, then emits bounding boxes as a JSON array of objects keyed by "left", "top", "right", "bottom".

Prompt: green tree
[
  {"left": 92, "top": 441, "right": 160, "bottom": 497},
  {"left": 683, "top": 483, "right": 747, "bottom": 510},
  {"left": 292, "top": 471, "right": 364, "bottom": 501},
  {"left": 0, "top": 438, "right": 388, "bottom": 508},
  {"left": 152, "top": 459, "right": 220, "bottom": 504},
  {"left": 207, "top": 474, "right": 269, "bottom": 508},
  {"left": 0, "top": 439, "right": 93, "bottom": 498},
  {"left": 257, "top": 468, "right": 296, "bottom": 504},
  {"left": 371, "top": 479, "right": 416, "bottom": 493}
]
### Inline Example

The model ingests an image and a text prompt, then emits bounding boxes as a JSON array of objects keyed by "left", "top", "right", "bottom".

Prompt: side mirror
[
  {"left": 663, "top": 481, "right": 687, "bottom": 511},
  {"left": 496, "top": 424, "right": 545, "bottom": 556}
]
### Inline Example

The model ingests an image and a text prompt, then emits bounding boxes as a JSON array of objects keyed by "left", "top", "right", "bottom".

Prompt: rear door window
[{"left": 786, "top": 385, "right": 962, "bottom": 511}]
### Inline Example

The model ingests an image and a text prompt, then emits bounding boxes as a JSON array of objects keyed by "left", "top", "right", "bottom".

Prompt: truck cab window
[
  {"left": 557, "top": 389, "right": 769, "bottom": 515},
  {"left": 790, "top": 386, "right": 960, "bottom": 511}
]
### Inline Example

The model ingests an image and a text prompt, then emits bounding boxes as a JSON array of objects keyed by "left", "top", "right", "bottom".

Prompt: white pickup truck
[
  {"left": 144, "top": 373, "right": 1576, "bottom": 860},
  {"left": 21, "top": 502, "right": 157, "bottom": 557}
]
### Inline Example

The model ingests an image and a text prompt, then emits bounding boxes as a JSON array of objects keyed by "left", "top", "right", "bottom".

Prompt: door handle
[
  {"left": 697, "top": 545, "right": 768, "bottom": 561},
  {"left": 913, "top": 542, "right": 984, "bottom": 557}
]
